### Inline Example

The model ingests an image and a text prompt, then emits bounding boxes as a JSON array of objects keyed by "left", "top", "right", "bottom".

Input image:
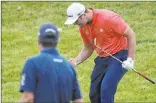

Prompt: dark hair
[
  {"left": 85, "top": 8, "right": 88, "bottom": 13},
  {"left": 39, "top": 39, "right": 58, "bottom": 48}
]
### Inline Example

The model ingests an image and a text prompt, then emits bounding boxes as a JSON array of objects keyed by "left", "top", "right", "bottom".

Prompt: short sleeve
[
  {"left": 108, "top": 15, "right": 128, "bottom": 36},
  {"left": 19, "top": 59, "right": 37, "bottom": 93},
  {"left": 71, "top": 66, "right": 82, "bottom": 100},
  {"left": 79, "top": 28, "right": 90, "bottom": 45}
]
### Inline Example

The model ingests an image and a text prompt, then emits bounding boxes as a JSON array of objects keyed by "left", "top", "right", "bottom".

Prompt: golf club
[{"left": 94, "top": 38, "right": 156, "bottom": 84}]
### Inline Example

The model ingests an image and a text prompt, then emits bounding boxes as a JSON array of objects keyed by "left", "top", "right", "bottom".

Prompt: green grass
[{"left": 2, "top": 1, "right": 156, "bottom": 102}]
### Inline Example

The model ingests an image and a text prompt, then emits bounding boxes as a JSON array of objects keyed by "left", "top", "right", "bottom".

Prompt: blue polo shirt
[{"left": 19, "top": 48, "right": 82, "bottom": 103}]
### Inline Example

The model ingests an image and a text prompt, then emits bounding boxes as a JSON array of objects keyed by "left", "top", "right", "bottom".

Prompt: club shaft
[
  {"left": 96, "top": 46, "right": 123, "bottom": 63},
  {"left": 95, "top": 44, "right": 155, "bottom": 84},
  {"left": 132, "top": 69, "right": 155, "bottom": 84}
]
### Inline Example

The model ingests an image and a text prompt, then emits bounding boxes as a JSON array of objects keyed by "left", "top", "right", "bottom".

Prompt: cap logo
[
  {"left": 77, "top": 10, "right": 84, "bottom": 16},
  {"left": 67, "top": 15, "right": 73, "bottom": 17},
  {"left": 45, "top": 28, "right": 56, "bottom": 34},
  {"left": 100, "top": 28, "right": 104, "bottom": 32}
]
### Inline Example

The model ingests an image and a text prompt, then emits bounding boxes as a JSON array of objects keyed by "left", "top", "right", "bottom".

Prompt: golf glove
[{"left": 122, "top": 57, "right": 134, "bottom": 70}]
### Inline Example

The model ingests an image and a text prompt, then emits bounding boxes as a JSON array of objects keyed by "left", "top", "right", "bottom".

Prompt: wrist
[
  {"left": 74, "top": 58, "right": 80, "bottom": 66},
  {"left": 127, "top": 57, "right": 134, "bottom": 61}
]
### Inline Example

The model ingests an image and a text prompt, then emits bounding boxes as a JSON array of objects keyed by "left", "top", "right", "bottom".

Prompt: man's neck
[{"left": 40, "top": 46, "right": 55, "bottom": 51}]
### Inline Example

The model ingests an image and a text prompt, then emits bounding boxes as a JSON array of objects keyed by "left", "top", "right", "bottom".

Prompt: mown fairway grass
[{"left": 2, "top": 1, "right": 156, "bottom": 102}]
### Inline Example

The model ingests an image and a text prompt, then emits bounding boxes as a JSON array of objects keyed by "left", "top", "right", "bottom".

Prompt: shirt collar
[
  {"left": 40, "top": 48, "right": 60, "bottom": 55},
  {"left": 89, "top": 8, "right": 98, "bottom": 26}
]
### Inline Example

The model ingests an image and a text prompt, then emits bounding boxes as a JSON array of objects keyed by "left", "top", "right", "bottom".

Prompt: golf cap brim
[{"left": 64, "top": 17, "right": 78, "bottom": 25}]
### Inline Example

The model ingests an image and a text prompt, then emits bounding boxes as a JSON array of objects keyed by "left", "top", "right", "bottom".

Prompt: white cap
[{"left": 64, "top": 3, "right": 85, "bottom": 25}]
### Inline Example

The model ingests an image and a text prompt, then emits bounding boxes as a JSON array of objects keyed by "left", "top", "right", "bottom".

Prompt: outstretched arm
[{"left": 70, "top": 43, "right": 94, "bottom": 67}]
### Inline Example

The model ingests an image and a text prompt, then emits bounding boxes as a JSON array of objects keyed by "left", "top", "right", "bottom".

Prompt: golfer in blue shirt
[{"left": 19, "top": 23, "right": 83, "bottom": 103}]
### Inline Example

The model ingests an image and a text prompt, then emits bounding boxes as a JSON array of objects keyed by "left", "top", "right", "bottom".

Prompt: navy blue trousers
[{"left": 89, "top": 50, "right": 128, "bottom": 103}]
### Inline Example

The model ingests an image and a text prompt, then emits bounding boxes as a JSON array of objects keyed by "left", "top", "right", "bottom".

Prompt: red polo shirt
[{"left": 80, "top": 8, "right": 128, "bottom": 57}]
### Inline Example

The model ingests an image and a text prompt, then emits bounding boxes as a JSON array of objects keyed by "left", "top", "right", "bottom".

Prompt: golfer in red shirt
[{"left": 65, "top": 3, "right": 136, "bottom": 103}]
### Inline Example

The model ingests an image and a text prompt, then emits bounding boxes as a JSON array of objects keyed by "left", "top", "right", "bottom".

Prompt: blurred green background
[{"left": 2, "top": 1, "right": 156, "bottom": 102}]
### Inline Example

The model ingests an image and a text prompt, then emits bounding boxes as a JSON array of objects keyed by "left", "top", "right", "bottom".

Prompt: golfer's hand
[
  {"left": 69, "top": 58, "right": 77, "bottom": 68},
  {"left": 122, "top": 58, "right": 134, "bottom": 70}
]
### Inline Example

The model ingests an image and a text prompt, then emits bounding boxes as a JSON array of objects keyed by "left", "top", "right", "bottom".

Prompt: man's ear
[{"left": 37, "top": 40, "right": 43, "bottom": 49}]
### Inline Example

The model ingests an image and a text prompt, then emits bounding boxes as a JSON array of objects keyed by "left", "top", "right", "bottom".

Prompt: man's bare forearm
[
  {"left": 124, "top": 26, "right": 136, "bottom": 59},
  {"left": 127, "top": 32, "right": 136, "bottom": 59},
  {"left": 75, "top": 44, "right": 94, "bottom": 65}
]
